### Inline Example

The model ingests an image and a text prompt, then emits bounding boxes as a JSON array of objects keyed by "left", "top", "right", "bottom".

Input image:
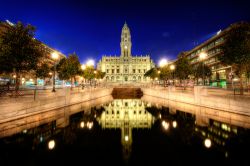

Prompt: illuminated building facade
[
  {"left": 97, "top": 99, "right": 155, "bottom": 159},
  {"left": 97, "top": 22, "right": 155, "bottom": 83},
  {"left": 181, "top": 22, "right": 247, "bottom": 88}
]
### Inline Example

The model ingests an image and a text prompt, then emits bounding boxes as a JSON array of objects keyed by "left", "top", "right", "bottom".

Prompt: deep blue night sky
[{"left": 1, "top": 0, "right": 249, "bottom": 64}]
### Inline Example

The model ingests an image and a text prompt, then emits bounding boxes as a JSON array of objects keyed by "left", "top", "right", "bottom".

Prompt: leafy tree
[
  {"left": 95, "top": 70, "right": 106, "bottom": 79},
  {"left": 144, "top": 68, "right": 159, "bottom": 79},
  {"left": 66, "top": 53, "right": 82, "bottom": 85},
  {"left": 35, "top": 63, "right": 51, "bottom": 81},
  {"left": 83, "top": 66, "right": 95, "bottom": 81},
  {"left": 175, "top": 54, "right": 192, "bottom": 87},
  {"left": 57, "top": 58, "right": 70, "bottom": 80},
  {"left": 219, "top": 22, "right": 250, "bottom": 94},
  {"left": 0, "top": 22, "right": 46, "bottom": 90},
  {"left": 159, "top": 65, "right": 172, "bottom": 81},
  {"left": 57, "top": 53, "right": 81, "bottom": 88},
  {"left": 193, "top": 62, "right": 212, "bottom": 85}
]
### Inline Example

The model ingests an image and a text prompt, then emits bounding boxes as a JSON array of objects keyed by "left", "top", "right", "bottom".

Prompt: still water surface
[{"left": 0, "top": 96, "right": 250, "bottom": 166}]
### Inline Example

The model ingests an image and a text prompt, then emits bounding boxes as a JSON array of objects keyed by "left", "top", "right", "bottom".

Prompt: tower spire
[{"left": 120, "top": 22, "right": 132, "bottom": 57}]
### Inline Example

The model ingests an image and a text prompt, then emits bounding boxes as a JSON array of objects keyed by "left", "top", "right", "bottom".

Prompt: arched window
[
  {"left": 138, "top": 76, "right": 141, "bottom": 81},
  {"left": 111, "top": 76, "right": 114, "bottom": 81},
  {"left": 106, "top": 76, "right": 109, "bottom": 80}
]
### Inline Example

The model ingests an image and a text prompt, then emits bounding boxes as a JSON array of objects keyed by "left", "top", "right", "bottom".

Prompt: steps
[{"left": 112, "top": 88, "right": 143, "bottom": 99}]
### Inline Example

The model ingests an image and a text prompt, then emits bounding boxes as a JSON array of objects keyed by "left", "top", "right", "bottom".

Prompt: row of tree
[
  {"left": 56, "top": 53, "right": 105, "bottom": 86},
  {"left": 0, "top": 21, "right": 105, "bottom": 91},
  {"left": 144, "top": 55, "right": 212, "bottom": 86}
]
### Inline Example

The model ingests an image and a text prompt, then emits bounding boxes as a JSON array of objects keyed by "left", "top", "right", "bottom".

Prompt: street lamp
[
  {"left": 81, "top": 64, "right": 86, "bottom": 70},
  {"left": 86, "top": 59, "right": 95, "bottom": 67},
  {"left": 204, "top": 138, "right": 212, "bottom": 148},
  {"left": 170, "top": 64, "right": 175, "bottom": 85},
  {"left": 199, "top": 52, "right": 207, "bottom": 85},
  {"left": 159, "top": 59, "right": 168, "bottom": 68},
  {"left": 158, "top": 59, "right": 167, "bottom": 86},
  {"left": 48, "top": 139, "right": 56, "bottom": 150},
  {"left": 51, "top": 52, "right": 59, "bottom": 92}
]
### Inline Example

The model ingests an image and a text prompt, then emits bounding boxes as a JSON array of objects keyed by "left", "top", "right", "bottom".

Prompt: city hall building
[{"left": 97, "top": 22, "right": 155, "bottom": 83}]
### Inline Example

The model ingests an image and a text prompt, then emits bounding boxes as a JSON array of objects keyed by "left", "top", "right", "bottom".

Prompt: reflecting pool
[{"left": 0, "top": 96, "right": 250, "bottom": 166}]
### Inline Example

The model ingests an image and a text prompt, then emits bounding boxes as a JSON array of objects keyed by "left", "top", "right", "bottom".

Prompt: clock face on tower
[{"left": 124, "top": 45, "right": 128, "bottom": 49}]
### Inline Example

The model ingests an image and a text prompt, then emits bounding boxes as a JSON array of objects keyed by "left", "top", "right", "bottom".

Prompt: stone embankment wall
[
  {"left": 0, "top": 87, "right": 113, "bottom": 123},
  {"left": 142, "top": 95, "right": 250, "bottom": 129},
  {"left": 142, "top": 86, "right": 250, "bottom": 116},
  {"left": 0, "top": 96, "right": 113, "bottom": 138}
]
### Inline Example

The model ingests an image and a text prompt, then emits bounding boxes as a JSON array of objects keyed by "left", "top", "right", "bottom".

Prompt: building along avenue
[
  {"left": 0, "top": 20, "right": 66, "bottom": 86},
  {"left": 181, "top": 22, "right": 249, "bottom": 88}
]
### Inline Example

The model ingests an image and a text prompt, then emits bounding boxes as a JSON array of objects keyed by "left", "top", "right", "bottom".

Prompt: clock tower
[{"left": 120, "top": 22, "right": 132, "bottom": 57}]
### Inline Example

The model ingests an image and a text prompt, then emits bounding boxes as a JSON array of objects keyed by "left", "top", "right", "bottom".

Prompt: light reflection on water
[
  {"left": 0, "top": 95, "right": 250, "bottom": 165},
  {"left": 97, "top": 99, "right": 155, "bottom": 160}
]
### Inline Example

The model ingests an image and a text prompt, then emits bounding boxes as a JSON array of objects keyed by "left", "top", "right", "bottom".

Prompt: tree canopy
[
  {"left": 0, "top": 21, "right": 46, "bottom": 90},
  {"left": 193, "top": 62, "right": 212, "bottom": 79},
  {"left": 82, "top": 66, "right": 96, "bottom": 80},
  {"left": 95, "top": 70, "right": 106, "bottom": 79},
  {"left": 175, "top": 55, "right": 192, "bottom": 81},
  {"left": 219, "top": 22, "right": 250, "bottom": 93},
  {"left": 144, "top": 68, "right": 160, "bottom": 79},
  {"left": 219, "top": 22, "right": 250, "bottom": 75},
  {"left": 35, "top": 63, "right": 51, "bottom": 79},
  {"left": 57, "top": 53, "right": 81, "bottom": 83},
  {"left": 159, "top": 65, "right": 172, "bottom": 80},
  {"left": 0, "top": 22, "right": 45, "bottom": 73}
]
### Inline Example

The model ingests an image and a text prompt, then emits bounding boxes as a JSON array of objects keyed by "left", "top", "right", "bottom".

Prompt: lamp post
[
  {"left": 229, "top": 66, "right": 234, "bottom": 90},
  {"left": 170, "top": 64, "right": 175, "bottom": 85},
  {"left": 86, "top": 60, "right": 95, "bottom": 86},
  {"left": 158, "top": 59, "right": 167, "bottom": 86},
  {"left": 157, "top": 70, "right": 161, "bottom": 86},
  {"left": 94, "top": 70, "right": 97, "bottom": 87},
  {"left": 51, "top": 52, "right": 59, "bottom": 92},
  {"left": 199, "top": 52, "right": 207, "bottom": 86},
  {"left": 81, "top": 64, "right": 86, "bottom": 89}
]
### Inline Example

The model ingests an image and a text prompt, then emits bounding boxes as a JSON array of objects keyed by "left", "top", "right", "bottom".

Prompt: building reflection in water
[
  {"left": 1, "top": 96, "right": 250, "bottom": 164},
  {"left": 96, "top": 99, "right": 155, "bottom": 160}
]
